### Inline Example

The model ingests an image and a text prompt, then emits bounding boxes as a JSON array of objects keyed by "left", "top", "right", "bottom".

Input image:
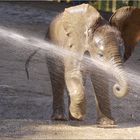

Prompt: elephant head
[
  {"left": 24, "top": 4, "right": 140, "bottom": 122},
  {"left": 89, "top": 23, "right": 128, "bottom": 98},
  {"left": 62, "top": 4, "right": 131, "bottom": 98}
]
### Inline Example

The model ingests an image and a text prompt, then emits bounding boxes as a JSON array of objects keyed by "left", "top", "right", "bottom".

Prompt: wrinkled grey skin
[{"left": 45, "top": 4, "right": 139, "bottom": 126}]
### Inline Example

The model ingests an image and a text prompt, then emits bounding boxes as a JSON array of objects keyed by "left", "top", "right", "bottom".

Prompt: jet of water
[
  {"left": 0, "top": 26, "right": 140, "bottom": 98},
  {"left": 0, "top": 26, "right": 111, "bottom": 73}
]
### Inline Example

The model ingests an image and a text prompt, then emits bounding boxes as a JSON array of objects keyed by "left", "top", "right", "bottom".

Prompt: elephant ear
[
  {"left": 109, "top": 6, "right": 140, "bottom": 61},
  {"left": 62, "top": 4, "right": 102, "bottom": 36}
]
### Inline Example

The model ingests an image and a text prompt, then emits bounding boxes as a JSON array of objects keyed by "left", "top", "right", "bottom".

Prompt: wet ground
[{"left": 0, "top": 2, "right": 140, "bottom": 139}]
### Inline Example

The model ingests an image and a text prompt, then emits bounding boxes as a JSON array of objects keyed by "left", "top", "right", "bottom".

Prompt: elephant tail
[{"left": 25, "top": 48, "right": 41, "bottom": 80}]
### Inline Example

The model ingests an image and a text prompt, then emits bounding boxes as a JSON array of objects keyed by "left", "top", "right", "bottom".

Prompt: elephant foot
[
  {"left": 69, "top": 112, "right": 85, "bottom": 121},
  {"left": 69, "top": 100, "right": 86, "bottom": 121},
  {"left": 97, "top": 117, "right": 117, "bottom": 128},
  {"left": 51, "top": 109, "right": 67, "bottom": 121}
]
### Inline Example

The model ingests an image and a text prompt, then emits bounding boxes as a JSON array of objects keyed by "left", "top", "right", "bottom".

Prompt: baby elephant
[{"left": 46, "top": 4, "right": 140, "bottom": 126}]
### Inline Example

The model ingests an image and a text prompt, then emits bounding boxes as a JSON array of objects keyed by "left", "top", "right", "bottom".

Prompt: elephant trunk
[{"left": 112, "top": 65, "right": 128, "bottom": 98}]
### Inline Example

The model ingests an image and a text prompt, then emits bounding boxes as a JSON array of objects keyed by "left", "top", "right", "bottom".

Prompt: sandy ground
[{"left": 0, "top": 2, "right": 140, "bottom": 139}]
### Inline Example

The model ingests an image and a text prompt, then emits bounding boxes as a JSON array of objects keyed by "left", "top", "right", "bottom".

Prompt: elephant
[
  {"left": 26, "top": 4, "right": 140, "bottom": 127},
  {"left": 44, "top": 4, "right": 140, "bottom": 126},
  {"left": 109, "top": 6, "right": 140, "bottom": 61}
]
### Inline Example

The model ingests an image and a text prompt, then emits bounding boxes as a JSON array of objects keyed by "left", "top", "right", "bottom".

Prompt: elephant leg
[
  {"left": 65, "top": 59, "right": 86, "bottom": 120},
  {"left": 46, "top": 56, "right": 66, "bottom": 120},
  {"left": 91, "top": 72, "right": 115, "bottom": 127}
]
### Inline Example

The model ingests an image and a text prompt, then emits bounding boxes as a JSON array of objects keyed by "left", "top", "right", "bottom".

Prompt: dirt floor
[{"left": 0, "top": 2, "right": 140, "bottom": 139}]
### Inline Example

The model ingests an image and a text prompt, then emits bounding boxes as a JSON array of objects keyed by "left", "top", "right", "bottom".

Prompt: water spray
[
  {"left": 0, "top": 26, "right": 112, "bottom": 78},
  {"left": 1, "top": 26, "right": 139, "bottom": 98}
]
